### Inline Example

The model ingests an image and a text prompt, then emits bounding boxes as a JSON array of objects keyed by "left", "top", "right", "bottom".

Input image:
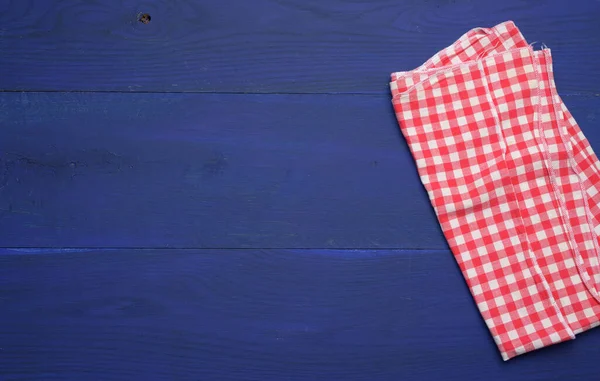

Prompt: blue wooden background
[{"left": 1, "top": 0, "right": 599, "bottom": 379}]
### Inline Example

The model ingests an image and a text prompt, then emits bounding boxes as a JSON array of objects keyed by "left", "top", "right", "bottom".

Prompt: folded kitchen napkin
[{"left": 390, "top": 21, "right": 600, "bottom": 360}]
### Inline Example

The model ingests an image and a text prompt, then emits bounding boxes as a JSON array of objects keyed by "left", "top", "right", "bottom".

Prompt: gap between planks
[{"left": 0, "top": 89, "right": 597, "bottom": 97}]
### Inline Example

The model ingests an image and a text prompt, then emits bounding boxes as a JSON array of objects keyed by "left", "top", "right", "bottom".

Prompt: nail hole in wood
[{"left": 138, "top": 13, "right": 151, "bottom": 24}]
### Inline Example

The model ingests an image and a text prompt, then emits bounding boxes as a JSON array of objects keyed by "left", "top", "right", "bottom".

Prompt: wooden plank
[
  {"left": 0, "top": 0, "right": 599, "bottom": 94},
  {"left": 0, "top": 92, "right": 439, "bottom": 248},
  {"left": 0, "top": 248, "right": 599, "bottom": 380},
  {"left": 1, "top": 93, "right": 599, "bottom": 248}
]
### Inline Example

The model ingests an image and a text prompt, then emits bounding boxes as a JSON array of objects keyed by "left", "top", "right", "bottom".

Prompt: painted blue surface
[
  {"left": 0, "top": 0, "right": 599, "bottom": 380},
  {"left": 2, "top": 249, "right": 600, "bottom": 381},
  {"left": 0, "top": 0, "right": 599, "bottom": 95}
]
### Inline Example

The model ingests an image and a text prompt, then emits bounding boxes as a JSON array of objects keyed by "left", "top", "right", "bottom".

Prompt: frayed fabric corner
[{"left": 390, "top": 21, "right": 600, "bottom": 361}]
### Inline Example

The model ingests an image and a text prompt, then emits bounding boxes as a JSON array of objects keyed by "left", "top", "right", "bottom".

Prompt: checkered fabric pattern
[{"left": 390, "top": 21, "right": 600, "bottom": 360}]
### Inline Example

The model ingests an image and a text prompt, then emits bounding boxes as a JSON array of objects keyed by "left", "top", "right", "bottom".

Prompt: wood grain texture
[
  {"left": 1, "top": 248, "right": 599, "bottom": 381},
  {"left": 0, "top": 92, "right": 438, "bottom": 248},
  {"left": 1, "top": 92, "right": 599, "bottom": 248},
  {"left": 0, "top": 0, "right": 599, "bottom": 94}
]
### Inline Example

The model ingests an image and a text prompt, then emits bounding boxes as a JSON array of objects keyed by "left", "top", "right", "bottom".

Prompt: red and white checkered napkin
[{"left": 390, "top": 21, "right": 600, "bottom": 360}]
